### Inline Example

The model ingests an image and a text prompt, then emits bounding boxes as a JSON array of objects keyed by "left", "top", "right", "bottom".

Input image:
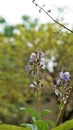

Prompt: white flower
[
  {"left": 64, "top": 72, "right": 70, "bottom": 78},
  {"left": 29, "top": 84, "right": 34, "bottom": 88},
  {"left": 55, "top": 89, "right": 59, "bottom": 96},
  {"left": 30, "top": 53, "right": 36, "bottom": 59},
  {"left": 40, "top": 57, "right": 49, "bottom": 70},
  {"left": 40, "top": 58, "right": 46, "bottom": 69},
  {"left": 29, "top": 53, "right": 36, "bottom": 63}
]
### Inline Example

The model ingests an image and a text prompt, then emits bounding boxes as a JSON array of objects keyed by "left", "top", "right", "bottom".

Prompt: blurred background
[{"left": 0, "top": 0, "right": 73, "bottom": 126}]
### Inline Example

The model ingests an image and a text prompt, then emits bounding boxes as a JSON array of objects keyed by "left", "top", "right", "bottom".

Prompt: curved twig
[{"left": 33, "top": 1, "right": 73, "bottom": 33}]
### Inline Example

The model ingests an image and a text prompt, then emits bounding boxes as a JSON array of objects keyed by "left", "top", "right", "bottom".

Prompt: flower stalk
[
  {"left": 56, "top": 86, "right": 73, "bottom": 126},
  {"left": 26, "top": 51, "right": 50, "bottom": 119},
  {"left": 54, "top": 67, "right": 73, "bottom": 126}
]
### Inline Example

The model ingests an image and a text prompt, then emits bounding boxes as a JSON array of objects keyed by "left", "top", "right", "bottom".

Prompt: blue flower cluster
[
  {"left": 54, "top": 68, "right": 71, "bottom": 107},
  {"left": 55, "top": 70, "right": 70, "bottom": 89},
  {"left": 59, "top": 71, "right": 70, "bottom": 81}
]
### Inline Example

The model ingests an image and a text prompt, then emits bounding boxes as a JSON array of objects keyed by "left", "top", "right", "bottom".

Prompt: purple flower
[
  {"left": 59, "top": 71, "right": 70, "bottom": 81},
  {"left": 25, "top": 66, "right": 30, "bottom": 71},
  {"left": 64, "top": 72, "right": 70, "bottom": 81},
  {"left": 59, "top": 72, "right": 64, "bottom": 79},
  {"left": 56, "top": 79, "right": 61, "bottom": 86}
]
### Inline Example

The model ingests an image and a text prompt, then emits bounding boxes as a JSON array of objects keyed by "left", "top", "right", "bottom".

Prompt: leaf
[
  {"left": 26, "top": 124, "right": 37, "bottom": 130},
  {"left": 21, "top": 123, "right": 37, "bottom": 130},
  {"left": 41, "top": 109, "right": 52, "bottom": 118},
  {"left": 35, "top": 120, "right": 49, "bottom": 130},
  {"left": 27, "top": 124, "right": 37, "bottom": 130},
  {"left": 52, "top": 119, "right": 73, "bottom": 130},
  {"left": 0, "top": 124, "right": 30, "bottom": 130},
  {"left": 47, "top": 119, "right": 56, "bottom": 128},
  {"left": 20, "top": 107, "right": 38, "bottom": 121},
  {"left": 20, "top": 123, "right": 29, "bottom": 128}
]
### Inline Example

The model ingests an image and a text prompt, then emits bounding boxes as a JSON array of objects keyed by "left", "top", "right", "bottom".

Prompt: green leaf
[
  {"left": 27, "top": 124, "right": 37, "bottom": 130},
  {"left": 26, "top": 124, "right": 37, "bottom": 130},
  {"left": 52, "top": 119, "right": 73, "bottom": 130},
  {"left": 20, "top": 123, "right": 29, "bottom": 128},
  {"left": 20, "top": 107, "right": 38, "bottom": 121},
  {"left": 20, "top": 123, "right": 37, "bottom": 130},
  {"left": 41, "top": 109, "right": 52, "bottom": 118},
  {"left": 35, "top": 120, "right": 49, "bottom": 130},
  {"left": 47, "top": 119, "right": 56, "bottom": 128},
  {"left": 0, "top": 124, "right": 30, "bottom": 130}
]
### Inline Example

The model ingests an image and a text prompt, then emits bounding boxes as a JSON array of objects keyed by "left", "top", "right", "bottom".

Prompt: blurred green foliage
[
  {"left": 0, "top": 124, "right": 30, "bottom": 130},
  {"left": 52, "top": 119, "right": 73, "bottom": 130},
  {"left": 0, "top": 15, "right": 73, "bottom": 125}
]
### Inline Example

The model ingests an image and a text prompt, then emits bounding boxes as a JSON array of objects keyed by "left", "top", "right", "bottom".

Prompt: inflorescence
[
  {"left": 26, "top": 51, "right": 49, "bottom": 96},
  {"left": 26, "top": 51, "right": 72, "bottom": 109},
  {"left": 54, "top": 67, "right": 72, "bottom": 109}
]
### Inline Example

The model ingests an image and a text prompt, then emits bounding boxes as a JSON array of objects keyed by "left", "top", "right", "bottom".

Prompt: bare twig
[{"left": 33, "top": 1, "right": 73, "bottom": 33}]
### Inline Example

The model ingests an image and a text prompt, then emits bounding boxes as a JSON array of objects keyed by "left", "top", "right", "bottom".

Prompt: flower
[
  {"left": 55, "top": 89, "right": 60, "bottom": 96},
  {"left": 56, "top": 79, "right": 61, "bottom": 86},
  {"left": 59, "top": 72, "right": 64, "bottom": 79},
  {"left": 54, "top": 67, "right": 71, "bottom": 108},
  {"left": 29, "top": 81, "right": 37, "bottom": 88},
  {"left": 29, "top": 83, "right": 35, "bottom": 88},
  {"left": 39, "top": 57, "right": 49, "bottom": 70},
  {"left": 39, "top": 58, "right": 46, "bottom": 69},
  {"left": 59, "top": 71, "right": 70, "bottom": 81},
  {"left": 54, "top": 79, "right": 61, "bottom": 88},
  {"left": 29, "top": 52, "right": 36, "bottom": 63},
  {"left": 64, "top": 72, "right": 70, "bottom": 81},
  {"left": 25, "top": 66, "right": 30, "bottom": 71}
]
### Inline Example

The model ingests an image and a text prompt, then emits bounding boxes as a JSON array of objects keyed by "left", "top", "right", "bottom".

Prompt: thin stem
[
  {"left": 56, "top": 86, "right": 73, "bottom": 126},
  {"left": 33, "top": 2, "right": 73, "bottom": 33},
  {"left": 37, "top": 95, "right": 41, "bottom": 119},
  {"left": 35, "top": 63, "right": 41, "bottom": 119}
]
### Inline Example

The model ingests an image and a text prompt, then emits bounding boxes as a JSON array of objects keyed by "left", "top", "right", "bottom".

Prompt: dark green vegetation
[{"left": 0, "top": 16, "right": 73, "bottom": 125}]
